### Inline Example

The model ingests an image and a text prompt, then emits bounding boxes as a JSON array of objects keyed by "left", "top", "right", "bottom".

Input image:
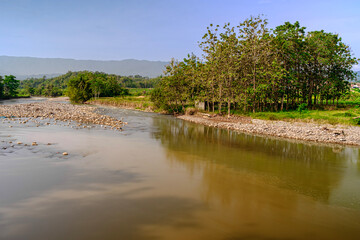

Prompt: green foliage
[
  {"left": 118, "top": 75, "right": 160, "bottom": 88},
  {"left": 67, "top": 71, "right": 129, "bottom": 103},
  {"left": 19, "top": 72, "right": 75, "bottom": 96},
  {"left": 151, "top": 87, "right": 168, "bottom": 110},
  {"left": 0, "top": 75, "right": 21, "bottom": 99},
  {"left": 88, "top": 96, "right": 155, "bottom": 111},
  {"left": 3, "top": 75, "right": 20, "bottom": 97},
  {"left": 151, "top": 56, "right": 200, "bottom": 113},
  {"left": 297, "top": 103, "right": 308, "bottom": 114},
  {"left": 247, "top": 108, "right": 360, "bottom": 125},
  {"left": 128, "top": 88, "right": 153, "bottom": 96},
  {"left": 0, "top": 76, "right": 3, "bottom": 98},
  {"left": 19, "top": 71, "right": 158, "bottom": 97},
  {"left": 152, "top": 15, "right": 358, "bottom": 115},
  {"left": 67, "top": 73, "right": 92, "bottom": 103},
  {"left": 351, "top": 117, "right": 360, "bottom": 125}
]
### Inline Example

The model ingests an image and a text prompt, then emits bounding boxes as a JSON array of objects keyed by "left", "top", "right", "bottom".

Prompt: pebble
[
  {"left": 0, "top": 102, "right": 124, "bottom": 130},
  {"left": 178, "top": 114, "right": 360, "bottom": 146}
]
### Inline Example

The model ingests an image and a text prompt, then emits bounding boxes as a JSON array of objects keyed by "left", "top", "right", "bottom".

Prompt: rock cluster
[
  {"left": 0, "top": 138, "right": 69, "bottom": 158},
  {"left": 178, "top": 113, "right": 360, "bottom": 146},
  {"left": 0, "top": 102, "right": 125, "bottom": 130}
]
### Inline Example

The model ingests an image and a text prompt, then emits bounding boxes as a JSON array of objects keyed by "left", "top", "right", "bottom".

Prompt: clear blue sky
[{"left": 0, "top": 0, "right": 359, "bottom": 67}]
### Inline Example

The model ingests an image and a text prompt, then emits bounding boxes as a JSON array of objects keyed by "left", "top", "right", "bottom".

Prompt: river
[{"left": 1, "top": 99, "right": 360, "bottom": 240}]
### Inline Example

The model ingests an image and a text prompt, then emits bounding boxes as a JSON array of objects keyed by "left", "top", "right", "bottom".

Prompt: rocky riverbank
[
  {"left": 0, "top": 101, "right": 125, "bottom": 130},
  {"left": 3, "top": 98, "right": 360, "bottom": 146},
  {"left": 178, "top": 113, "right": 360, "bottom": 146}
]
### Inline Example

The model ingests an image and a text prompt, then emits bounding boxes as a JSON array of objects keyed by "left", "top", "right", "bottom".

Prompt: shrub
[
  {"left": 297, "top": 103, "right": 308, "bottom": 114},
  {"left": 351, "top": 117, "right": 360, "bottom": 125},
  {"left": 344, "top": 112, "right": 356, "bottom": 117}
]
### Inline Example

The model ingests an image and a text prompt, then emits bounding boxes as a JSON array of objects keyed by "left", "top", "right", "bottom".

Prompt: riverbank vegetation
[
  {"left": 151, "top": 16, "right": 359, "bottom": 116},
  {"left": 0, "top": 75, "right": 20, "bottom": 99},
  {"left": 88, "top": 88, "right": 154, "bottom": 111},
  {"left": 6, "top": 15, "right": 360, "bottom": 127},
  {"left": 19, "top": 71, "right": 159, "bottom": 100},
  {"left": 67, "top": 71, "right": 130, "bottom": 103}
]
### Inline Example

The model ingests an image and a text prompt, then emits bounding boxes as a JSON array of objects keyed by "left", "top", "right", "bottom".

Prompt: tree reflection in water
[{"left": 151, "top": 117, "right": 360, "bottom": 208}]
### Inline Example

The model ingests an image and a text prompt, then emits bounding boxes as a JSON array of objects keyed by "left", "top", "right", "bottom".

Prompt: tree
[
  {"left": 0, "top": 76, "right": 4, "bottom": 98},
  {"left": 91, "top": 77, "right": 104, "bottom": 99},
  {"left": 67, "top": 73, "right": 92, "bottom": 103},
  {"left": 3, "top": 75, "right": 20, "bottom": 97},
  {"left": 151, "top": 59, "right": 191, "bottom": 113},
  {"left": 152, "top": 16, "right": 358, "bottom": 114},
  {"left": 273, "top": 21, "right": 306, "bottom": 110},
  {"left": 238, "top": 15, "right": 272, "bottom": 113}
]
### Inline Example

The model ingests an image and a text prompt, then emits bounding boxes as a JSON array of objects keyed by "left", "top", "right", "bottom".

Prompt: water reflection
[
  {"left": 150, "top": 117, "right": 360, "bottom": 239},
  {"left": 151, "top": 117, "right": 360, "bottom": 209},
  {"left": 0, "top": 186, "right": 202, "bottom": 240},
  {"left": 0, "top": 125, "right": 204, "bottom": 240},
  {"left": 1, "top": 105, "right": 360, "bottom": 239}
]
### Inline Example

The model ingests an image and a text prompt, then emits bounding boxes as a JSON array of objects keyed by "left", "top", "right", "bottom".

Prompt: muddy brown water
[{"left": 1, "top": 99, "right": 360, "bottom": 240}]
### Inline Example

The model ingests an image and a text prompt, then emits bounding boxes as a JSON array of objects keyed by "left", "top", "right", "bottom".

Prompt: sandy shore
[{"left": 178, "top": 113, "right": 360, "bottom": 146}]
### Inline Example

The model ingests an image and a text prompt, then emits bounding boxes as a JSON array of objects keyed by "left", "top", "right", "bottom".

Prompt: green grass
[
  {"left": 246, "top": 107, "right": 360, "bottom": 125},
  {"left": 88, "top": 95, "right": 157, "bottom": 112},
  {"left": 229, "top": 90, "right": 360, "bottom": 125},
  {"left": 338, "top": 90, "right": 360, "bottom": 105},
  {"left": 127, "top": 88, "right": 153, "bottom": 96}
]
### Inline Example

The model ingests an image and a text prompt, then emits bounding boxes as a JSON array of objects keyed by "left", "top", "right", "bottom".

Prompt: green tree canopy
[
  {"left": 152, "top": 16, "right": 359, "bottom": 114},
  {"left": 3, "top": 75, "right": 20, "bottom": 97}
]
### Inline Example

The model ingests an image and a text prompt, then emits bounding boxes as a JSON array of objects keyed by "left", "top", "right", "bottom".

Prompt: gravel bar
[
  {"left": 178, "top": 113, "right": 360, "bottom": 146},
  {"left": 0, "top": 102, "right": 125, "bottom": 130}
]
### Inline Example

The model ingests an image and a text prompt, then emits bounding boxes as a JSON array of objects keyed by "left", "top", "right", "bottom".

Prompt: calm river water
[{"left": 1, "top": 99, "right": 360, "bottom": 239}]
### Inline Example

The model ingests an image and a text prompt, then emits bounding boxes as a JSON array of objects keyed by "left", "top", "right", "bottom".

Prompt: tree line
[
  {"left": 152, "top": 16, "right": 358, "bottom": 114},
  {"left": 20, "top": 71, "right": 159, "bottom": 98},
  {"left": 67, "top": 71, "right": 130, "bottom": 103},
  {"left": 0, "top": 75, "right": 20, "bottom": 99}
]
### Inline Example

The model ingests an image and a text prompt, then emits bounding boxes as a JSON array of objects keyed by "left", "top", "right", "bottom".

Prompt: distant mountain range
[{"left": 0, "top": 56, "right": 169, "bottom": 79}]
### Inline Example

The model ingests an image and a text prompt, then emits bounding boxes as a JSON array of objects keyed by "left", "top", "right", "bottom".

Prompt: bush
[
  {"left": 297, "top": 103, "right": 308, "bottom": 114},
  {"left": 268, "top": 114, "right": 279, "bottom": 120},
  {"left": 351, "top": 117, "right": 360, "bottom": 125},
  {"left": 344, "top": 112, "right": 356, "bottom": 117}
]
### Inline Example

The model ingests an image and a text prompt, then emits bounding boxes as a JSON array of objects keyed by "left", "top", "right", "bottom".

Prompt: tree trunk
[
  {"left": 244, "top": 91, "right": 248, "bottom": 112},
  {"left": 253, "top": 65, "right": 256, "bottom": 113},
  {"left": 228, "top": 100, "right": 231, "bottom": 117},
  {"left": 308, "top": 81, "right": 313, "bottom": 107}
]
